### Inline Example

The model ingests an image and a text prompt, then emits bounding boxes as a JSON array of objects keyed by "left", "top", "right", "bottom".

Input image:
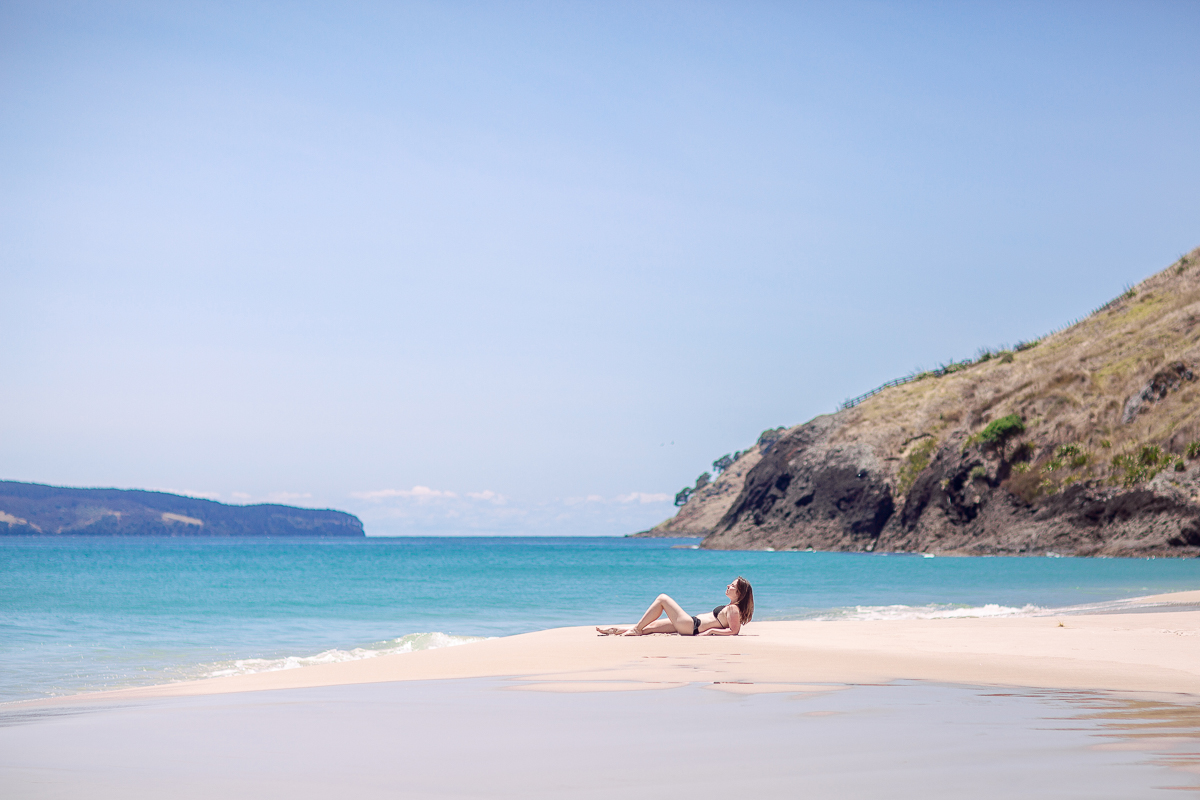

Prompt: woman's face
[{"left": 725, "top": 580, "right": 740, "bottom": 601}]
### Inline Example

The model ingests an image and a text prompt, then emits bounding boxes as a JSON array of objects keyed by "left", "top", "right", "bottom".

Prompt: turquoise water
[{"left": 2, "top": 536, "right": 1199, "bottom": 704}]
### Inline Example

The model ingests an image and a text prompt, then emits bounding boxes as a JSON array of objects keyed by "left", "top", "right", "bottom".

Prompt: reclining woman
[{"left": 597, "top": 577, "right": 754, "bottom": 637}]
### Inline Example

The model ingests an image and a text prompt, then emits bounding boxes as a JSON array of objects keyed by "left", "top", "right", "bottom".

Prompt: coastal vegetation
[
  {"left": 897, "top": 437, "right": 937, "bottom": 496},
  {"left": 653, "top": 246, "right": 1200, "bottom": 556}
]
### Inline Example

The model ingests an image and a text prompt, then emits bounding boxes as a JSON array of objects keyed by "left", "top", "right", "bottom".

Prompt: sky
[{"left": 2, "top": 1, "right": 1199, "bottom": 536}]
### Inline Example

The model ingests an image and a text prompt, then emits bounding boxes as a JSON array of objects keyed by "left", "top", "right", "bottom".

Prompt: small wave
[
  {"left": 810, "top": 603, "right": 1044, "bottom": 622},
  {"left": 1030, "top": 597, "right": 1200, "bottom": 617},
  {"left": 203, "top": 632, "right": 487, "bottom": 679}
]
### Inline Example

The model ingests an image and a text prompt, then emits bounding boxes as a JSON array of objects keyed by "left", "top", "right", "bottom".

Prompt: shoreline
[{"left": 14, "top": 589, "right": 1200, "bottom": 709}]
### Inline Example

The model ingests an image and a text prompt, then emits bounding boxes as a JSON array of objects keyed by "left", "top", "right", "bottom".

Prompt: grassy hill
[{"left": 659, "top": 246, "right": 1200, "bottom": 556}]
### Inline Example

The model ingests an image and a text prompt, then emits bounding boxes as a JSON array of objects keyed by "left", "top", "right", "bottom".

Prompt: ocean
[{"left": 3, "top": 535, "right": 1200, "bottom": 705}]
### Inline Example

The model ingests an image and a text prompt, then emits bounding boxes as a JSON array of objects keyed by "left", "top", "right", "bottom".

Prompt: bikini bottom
[{"left": 690, "top": 615, "right": 700, "bottom": 636}]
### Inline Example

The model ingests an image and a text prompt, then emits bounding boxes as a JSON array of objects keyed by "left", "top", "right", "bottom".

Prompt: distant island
[
  {"left": 0, "top": 481, "right": 364, "bottom": 537},
  {"left": 639, "top": 246, "right": 1200, "bottom": 558}
]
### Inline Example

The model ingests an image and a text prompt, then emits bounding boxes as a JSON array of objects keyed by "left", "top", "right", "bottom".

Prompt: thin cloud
[
  {"left": 352, "top": 486, "right": 458, "bottom": 501},
  {"left": 156, "top": 488, "right": 221, "bottom": 501},
  {"left": 617, "top": 492, "right": 672, "bottom": 504},
  {"left": 563, "top": 494, "right": 606, "bottom": 506},
  {"left": 220, "top": 491, "right": 314, "bottom": 506},
  {"left": 564, "top": 492, "right": 670, "bottom": 506},
  {"left": 264, "top": 491, "right": 313, "bottom": 504}
]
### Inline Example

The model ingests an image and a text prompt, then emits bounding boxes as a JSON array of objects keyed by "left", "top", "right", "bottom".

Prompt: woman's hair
[{"left": 732, "top": 576, "right": 754, "bottom": 624}]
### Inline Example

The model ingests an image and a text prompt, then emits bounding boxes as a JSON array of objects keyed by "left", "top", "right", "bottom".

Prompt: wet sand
[
  {"left": 2, "top": 591, "right": 1199, "bottom": 797},
  {"left": 2, "top": 679, "right": 1198, "bottom": 799}
]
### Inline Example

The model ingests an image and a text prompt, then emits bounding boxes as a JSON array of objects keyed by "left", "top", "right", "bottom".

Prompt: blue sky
[{"left": 3, "top": 1, "right": 1199, "bottom": 535}]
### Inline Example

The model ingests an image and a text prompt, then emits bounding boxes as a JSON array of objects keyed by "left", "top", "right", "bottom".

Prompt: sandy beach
[
  {"left": 3, "top": 591, "right": 1199, "bottom": 798},
  {"left": 20, "top": 589, "right": 1198, "bottom": 704}
]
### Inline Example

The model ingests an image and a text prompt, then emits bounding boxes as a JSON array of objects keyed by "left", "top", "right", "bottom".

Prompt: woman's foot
[
  {"left": 595, "top": 627, "right": 622, "bottom": 636},
  {"left": 622, "top": 627, "right": 644, "bottom": 636}
]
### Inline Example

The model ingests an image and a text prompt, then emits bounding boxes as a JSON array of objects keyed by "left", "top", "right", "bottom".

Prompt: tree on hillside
[{"left": 977, "top": 414, "right": 1026, "bottom": 461}]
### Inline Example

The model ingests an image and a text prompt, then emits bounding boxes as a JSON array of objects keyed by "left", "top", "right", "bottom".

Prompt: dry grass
[{"left": 835, "top": 246, "right": 1200, "bottom": 500}]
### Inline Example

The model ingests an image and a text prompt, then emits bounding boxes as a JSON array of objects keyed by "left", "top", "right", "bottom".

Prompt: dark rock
[
  {"left": 705, "top": 415, "right": 895, "bottom": 551},
  {"left": 703, "top": 424, "right": 1200, "bottom": 557},
  {"left": 1122, "top": 361, "right": 1195, "bottom": 423}
]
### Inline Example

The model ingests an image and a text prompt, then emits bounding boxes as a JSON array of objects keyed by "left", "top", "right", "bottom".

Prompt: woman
[{"left": 596, "top": 577, "right": 754, "bottom": 637}]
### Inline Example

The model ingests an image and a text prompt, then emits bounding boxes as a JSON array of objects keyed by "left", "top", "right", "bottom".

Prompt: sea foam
[
  {"left": 203, "top": 632, "right": 487, "bottom": 679},
  {"left": 809, "top": 603, "right": 1044, "bottom": 621}
]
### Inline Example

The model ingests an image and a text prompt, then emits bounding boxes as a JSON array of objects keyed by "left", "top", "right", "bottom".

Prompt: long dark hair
[{"left": 732, "top": 576, "right": 754, "bottom": 624}]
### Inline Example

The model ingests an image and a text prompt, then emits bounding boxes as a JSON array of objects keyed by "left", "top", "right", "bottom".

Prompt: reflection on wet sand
[
  {"left": 1007, "top": 690, "right": 1200, "bottom": 792},
  {"left": 1077, "top": 696, "right": 1200, "bottom": 791}
]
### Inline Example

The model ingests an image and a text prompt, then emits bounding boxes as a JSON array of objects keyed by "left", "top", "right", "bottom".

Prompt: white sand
[{"left": 24, "top": 590, "right": 1200, "bottom": 706}]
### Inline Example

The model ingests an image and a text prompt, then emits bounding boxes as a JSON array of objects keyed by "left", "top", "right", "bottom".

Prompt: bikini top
[{"left": 712, "top": 604, "right": 729, "bottom": 628}]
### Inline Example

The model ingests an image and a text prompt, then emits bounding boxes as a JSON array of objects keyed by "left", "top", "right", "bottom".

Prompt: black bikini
[{"left": 690, "top": 604, "right": 731, "bottom": 636}]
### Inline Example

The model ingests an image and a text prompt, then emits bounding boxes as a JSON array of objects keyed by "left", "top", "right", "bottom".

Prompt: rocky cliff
[
  {"left": 0, "top": 481, "right": 365, "bottom": 537},
  {"left": 660, "top": 247, "right": 1200, "bottom": 557},
  {"left": 630, "top": 430, "right": 784, "bottom": 537}
]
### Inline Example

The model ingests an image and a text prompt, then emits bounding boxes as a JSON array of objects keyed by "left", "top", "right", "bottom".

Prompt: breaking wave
[{"left": 203, "top": 632, "right": 487, "bottom": 678}]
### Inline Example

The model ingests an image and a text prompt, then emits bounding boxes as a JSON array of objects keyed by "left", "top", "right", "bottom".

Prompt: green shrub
[
  {"left": 998, "top": 350, "right": 1014, "bottom": 364},
  {"left": 1187, "top": 441, "right": 1200, "bottom": 459},
  {"left": 1012, "top": 462, "right": 1031, "bottom": 475},
  {"left": 1053, "top": 443, "right": 1090, "bottom": 469},
  {"left": 1175, "top": 460, "right": 1187, "bottom": 472},
  {"left": 1137, "top": 444, "right": 1164, "bottom": 466},
  {"left": 1099, "top": 439, "right": 1112, "bottom": 449},
  {"left": 969, "top": 465, "right": 987, "bottom": 480},
  {"left": 1111, "top": 445, "right": 1171, "bottom": 486},
  {"left": 1042, "top": 458, "right": 1064, "bottom": 473},
  {"left": 977, "top": 415, "right": 1026, "bottom": 457}
]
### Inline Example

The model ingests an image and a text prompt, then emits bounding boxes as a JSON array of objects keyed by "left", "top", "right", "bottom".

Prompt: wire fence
[
  {"left": 839, "top": 375, "right": 923, "bottom": 410},
  {"left": 837, "top": 283, "right": 1137, "bottom": 411}
]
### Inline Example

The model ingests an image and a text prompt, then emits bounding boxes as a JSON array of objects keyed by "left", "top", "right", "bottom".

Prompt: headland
[{"left": 642, "top": 247, "right": 1200, "bottom": 557}]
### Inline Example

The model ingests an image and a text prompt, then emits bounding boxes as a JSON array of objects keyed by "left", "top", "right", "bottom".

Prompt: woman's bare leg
[
  {"left": 596, "top": 619, "right": 679, "bottom": 635},
  {"left": 624, "top": 594, "right": 694, "bottom": 635},
  {"left": 636, "top": 619, "right": 679, "bottom": 634}
]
